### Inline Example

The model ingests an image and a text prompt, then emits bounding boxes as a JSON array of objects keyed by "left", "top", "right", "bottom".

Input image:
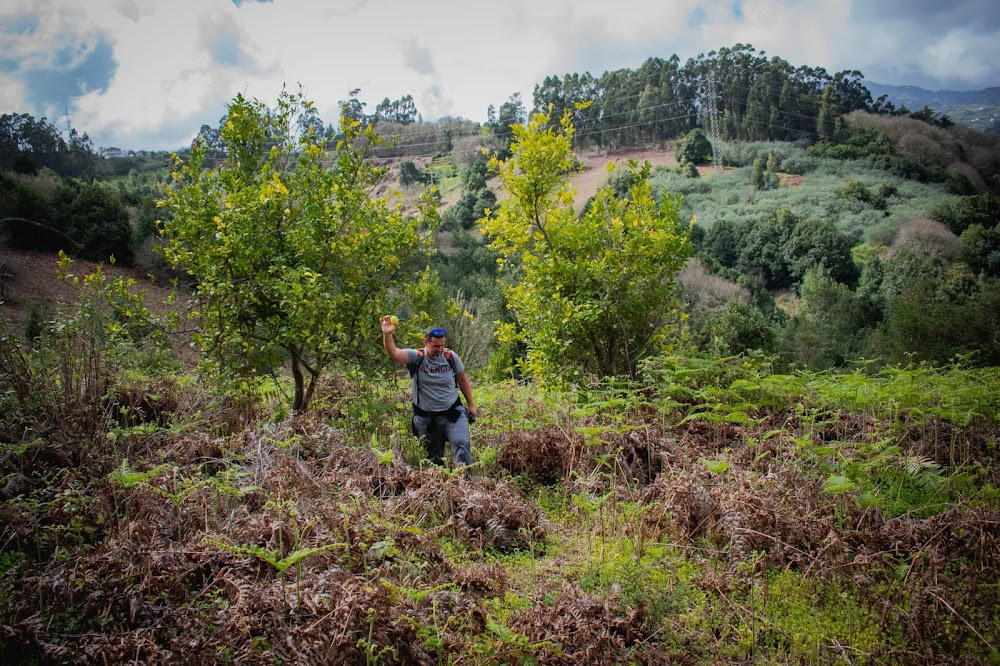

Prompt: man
[{"left": 381, "top": 316, "right": 479, "bottom": 474}]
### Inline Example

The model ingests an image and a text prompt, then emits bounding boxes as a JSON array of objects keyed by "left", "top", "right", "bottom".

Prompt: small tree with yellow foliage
[
  {"left": 481, "top": 108, "right": 693, "bottom": 382},
  {"left": 160, "top": 88, "right": 436, "bottom": 411}
]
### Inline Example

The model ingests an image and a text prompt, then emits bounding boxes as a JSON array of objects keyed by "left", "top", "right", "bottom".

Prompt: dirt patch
[
  {"left": 570, "top": 146, "right": 677, "bottom": 205},
  {"left": 0, "top": 249, "right": 185, "bottom": 353}
]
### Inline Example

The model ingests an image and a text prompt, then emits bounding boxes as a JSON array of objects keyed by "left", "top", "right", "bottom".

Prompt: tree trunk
[{"left": 291, "top": 351, "right": 305, "bottom": 412}]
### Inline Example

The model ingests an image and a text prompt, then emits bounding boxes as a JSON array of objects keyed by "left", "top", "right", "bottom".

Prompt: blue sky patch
[
  {"left": 22, "top": 36, "right": 117, "bottom": 108},
  {"left": 688, "top": 7, "right": 708, "bottom": 29},
  {"left": 0, "top": 14, "right": 39, "bottom": 37}
]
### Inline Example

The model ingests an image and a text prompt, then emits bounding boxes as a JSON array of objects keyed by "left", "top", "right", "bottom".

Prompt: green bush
[
  {"left": 398, "top": 160, "right": 429, "bottom": 188},
  {"left": 673, "top": 129, "right": 713, "bottom": 165},
  {"left": 785, "top": 217, "right": 858, "bottom": 286},
  {"left": 0, "top": 172, "right": 59, "bottom": 249},
  {"left": 722, "top": 141, "right": 800, "bottom": 168},
  {"left": 960, "top": 224, "right": 1000, "bottom": 277},
  {"left": 56, "top": 181, "right": 134, "bottom": 264},
  {"left": 928, "top": 193, "right": 1000, "bottom": 235},
  {"left": 781, "top": 269, "right": 870, "bottom": 368},
  {"left": 702, "top": 299, "right": 779, "bottom": 355},
  {"left": 869, "top": 277, "right": 1000, "bottom": 366}
]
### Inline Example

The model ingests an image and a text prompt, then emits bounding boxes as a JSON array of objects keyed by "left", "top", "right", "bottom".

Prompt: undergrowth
[{"left": 1, "top": 299, "right": 998, "bottom": 665}]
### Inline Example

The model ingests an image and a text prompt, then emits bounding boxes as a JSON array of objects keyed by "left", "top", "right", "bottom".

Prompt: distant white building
[{"left": 100, "top": 147, "right": 124, "bottom": 159}]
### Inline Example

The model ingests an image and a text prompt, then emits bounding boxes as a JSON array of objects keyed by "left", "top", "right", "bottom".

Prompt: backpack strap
[{"left": 409, "top": 349, "right": 459, "bottom": 407}]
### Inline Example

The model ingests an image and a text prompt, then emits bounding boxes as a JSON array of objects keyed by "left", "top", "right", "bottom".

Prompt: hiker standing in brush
[{"left": 381, "top": 316, "right": 478, "bottom": 474}]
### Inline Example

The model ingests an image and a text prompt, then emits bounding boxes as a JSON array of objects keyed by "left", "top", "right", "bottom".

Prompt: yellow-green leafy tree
[
  {"left": 481, "top": 108, "right": 693, "bottom": 382},
  {"left": 160, "top": 88, "right": 436, "bottom": 411}
]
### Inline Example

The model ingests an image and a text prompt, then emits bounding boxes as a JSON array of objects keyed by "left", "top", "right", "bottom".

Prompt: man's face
[{"left": 424, "top": 336, "right": 446, "bottom": 359}]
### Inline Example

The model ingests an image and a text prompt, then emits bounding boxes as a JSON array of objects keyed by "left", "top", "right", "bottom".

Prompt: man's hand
[{"left": 381, "top": 315, "right": 408, "bottom": 366}]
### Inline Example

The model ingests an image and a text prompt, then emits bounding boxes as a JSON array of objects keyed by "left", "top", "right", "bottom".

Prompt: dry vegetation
[
  {"left": 844, "top": 111, "right": 1000, "bottom": 190},
  {"left": 1, "top": 345, "right": 998, "bottom": 663},
  {"left": 887, "top": 219, "right": 961, "bottom": 262}
]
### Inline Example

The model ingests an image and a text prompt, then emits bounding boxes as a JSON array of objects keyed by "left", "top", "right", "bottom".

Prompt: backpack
[{"left": 409, "top": 349, "right": 459, "bottom": 408}]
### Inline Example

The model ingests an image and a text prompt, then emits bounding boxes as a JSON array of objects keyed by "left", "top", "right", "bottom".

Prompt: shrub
[
  {"left": 677, "top": 257, "right": 749, "bottom": 317},
  {"left": 722, "top": 141, "right": 800, "bottom": 168},
  {"left": 870, "top": 278, "right": 1000, "bottom": 366},
  {"left": 0, "top": 251, "right": 19, "bottom": 305},
  {"left": 945, "top": 162, "right": 984, "bottom": 195},
  {"left": 887, "top": 218, "right": 961, "bottom": 264},
  {"left": 879, "top": 252, "right": 947, "bottom": 298},
  {"left": 928, "top": 193, "right": 1000, "bottom": 235},
  {"left": 57, "top": 181, "right": 134, "bottom": 265},
  {"left": 676, "top": 160, "right": 699, "bottom": 178},
  {"left": 397, "top": 160, "right": 428, "bottom": 188},
  {"left": 702, "top": 219, "right": 741, "bottom": 268},
  {"left": 785, "top": 217, "right": 859, "bottom": 286},
  {"left": 959, "top": 224, "right": 1000, "bottom": 277},
  {"left": 843, "top": 111, "right": 960, "bottom": 169},
  {"left": 736, "top": 208, "right": 798, "bottom": 291},
  {"left": 779, "top": 153, "right": 822, "bottom": 175},
  {"left": 781, "top": 269, "right": 869, "bottom": 368},
  {"left": 0, "top": 172, "right": 58, "bottom": 249},
  {"left": 839, "top": 179, "right": 877, "bottom": 207},
  {"left": 702, "top": 299, "right": 778, "bottom": 355},
  {"left": 673, "top": 129, "right": 713, "bottom": 166}
]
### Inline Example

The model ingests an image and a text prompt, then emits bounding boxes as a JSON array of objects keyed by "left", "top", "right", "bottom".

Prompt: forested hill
[{"left": 864, "top": 83, "right": 1000, "bottom": 107}]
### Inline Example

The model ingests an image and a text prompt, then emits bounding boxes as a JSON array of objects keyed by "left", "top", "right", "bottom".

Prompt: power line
[{"left": 193, "top": 83, "right": 837, "bottom": 166}]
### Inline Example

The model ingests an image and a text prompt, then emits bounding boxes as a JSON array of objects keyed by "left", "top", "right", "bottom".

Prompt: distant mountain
[{"left": 864, "top": 82, "right": 1000, "bottom": 133}]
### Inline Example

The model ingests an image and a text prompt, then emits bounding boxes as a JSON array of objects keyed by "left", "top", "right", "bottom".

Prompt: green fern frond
[
  {"left": 109, "top": 460, "right": 170, "bottom": 488},
  {"left": 899, "top": 455, "right": 944, "bottom": 491},
  {"left": 699, "top": 458, "right": 731, "bottom": 475}
]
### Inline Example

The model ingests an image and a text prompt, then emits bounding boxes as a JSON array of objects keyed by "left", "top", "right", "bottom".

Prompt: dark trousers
[{"left": 412, "top": 408, "right": 473, "bottom": 474}]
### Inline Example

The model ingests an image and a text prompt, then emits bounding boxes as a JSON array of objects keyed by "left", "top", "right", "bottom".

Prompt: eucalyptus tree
[
  {"left": 374, "top": 95, "right": 417, "bottom": 125},
  {"left": 486, "top": 92, "right": 527, "bottom": 159}
]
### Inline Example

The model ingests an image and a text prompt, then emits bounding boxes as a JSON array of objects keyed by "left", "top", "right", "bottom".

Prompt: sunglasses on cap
[{"left": 427, "top": 328, "right": 447, "bottom": 338}]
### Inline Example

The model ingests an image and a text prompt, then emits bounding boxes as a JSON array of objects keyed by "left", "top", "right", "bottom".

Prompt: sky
[{"left": 2, "top": 0, "right": 999, "bottom": 152}]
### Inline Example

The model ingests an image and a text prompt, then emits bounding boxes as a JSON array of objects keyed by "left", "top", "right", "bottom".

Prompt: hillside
[
  {"left": 3, "top": 132, "right": 1000, "bottom": 663},
  {"left": 1, "top": 335, "right": 997, "bottom": 663},
  {"left": 571, "top": 146, "right": 679, "bottom": 202},
  {"left": 0, "top": 144, "right": 678, "bottom": 328},
  {"left": 865, "top": 81, "right": 1000, "bottom": 133},
  {"left": 0, "top": 250, "right": 176, "bottom": 333}
]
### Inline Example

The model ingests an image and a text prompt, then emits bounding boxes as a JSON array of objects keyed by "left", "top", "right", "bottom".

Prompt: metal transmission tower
[
  {"left": 63, "top": 105, "right": 73, "bottom": 139},
  {"left": 704, "top": 71, "right": 722, "bottom": 172}
]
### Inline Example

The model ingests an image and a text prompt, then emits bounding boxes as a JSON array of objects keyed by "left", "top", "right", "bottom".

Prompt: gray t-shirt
[{"left": 405, "top": 348, "right": 465, "bottom": 412}]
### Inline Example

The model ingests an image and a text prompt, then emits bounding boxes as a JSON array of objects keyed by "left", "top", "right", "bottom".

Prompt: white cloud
[
  {"left": 0, "top": 73, "right": 26, "bottom": 114},
  {"left": 2, "top": 1, "right": 90, "bottom": 69},
  {"left": 2, "top": 0, "right": 997, "bottom": 150},
  {"left": 925, "top": 29, "right": 1000, "bottom": 87}
]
